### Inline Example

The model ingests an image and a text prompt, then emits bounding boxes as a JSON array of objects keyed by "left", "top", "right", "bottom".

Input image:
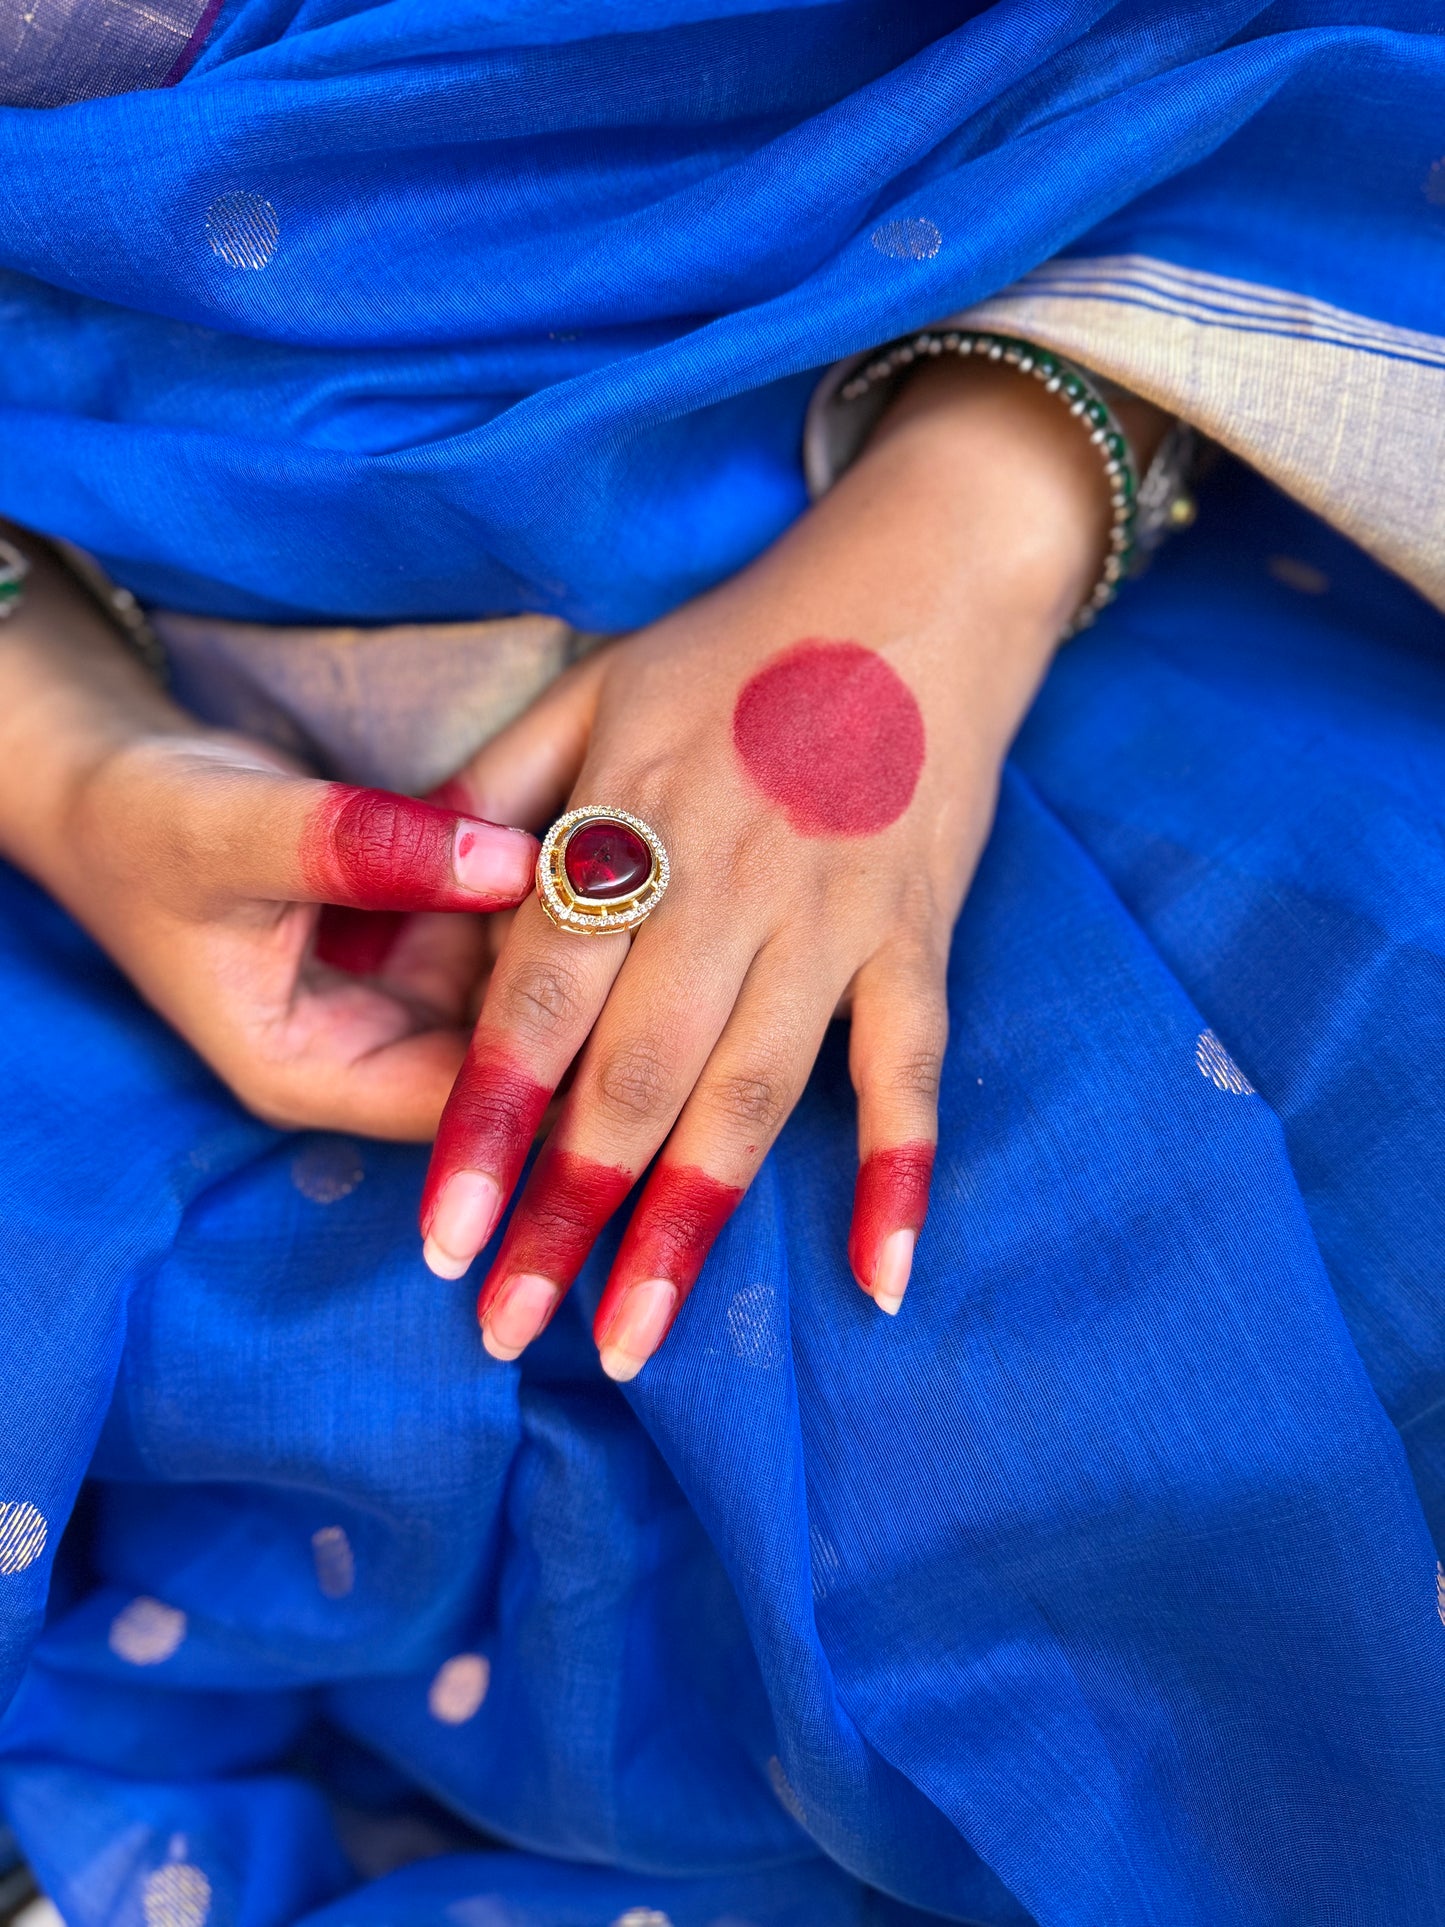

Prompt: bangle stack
[
  {"left": 0, "top": 538, "right": 30, "bottom": 620},
  {"left": 0, "top": 529, "right": 166, "bottom": 679},
  {"left": 839, "top": 329, "right": 1196, "bottom": 638}
]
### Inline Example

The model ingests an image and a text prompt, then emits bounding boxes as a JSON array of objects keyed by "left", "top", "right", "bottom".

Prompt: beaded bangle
[
  {"left": 0, "top": 538, "right": 30, "bottom": 620},
  {"left": 52, "top": 539, "right": 168, "bottom": 683},
  {"left": 838, "top": 329, "right": 1195, "bottom": 638}
]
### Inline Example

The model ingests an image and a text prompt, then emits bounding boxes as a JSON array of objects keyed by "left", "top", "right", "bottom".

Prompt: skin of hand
[
  {"left": 0, "top": 544, "right": 539, "bottom": 1138},
  {"left": 420, "top": 356, "right": 1169, "bottom": 1377}
]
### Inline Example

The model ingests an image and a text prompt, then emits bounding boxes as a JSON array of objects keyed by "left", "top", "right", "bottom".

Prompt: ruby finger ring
[{"left": 536, "top": 806, "right": 669, "bottom": 935}]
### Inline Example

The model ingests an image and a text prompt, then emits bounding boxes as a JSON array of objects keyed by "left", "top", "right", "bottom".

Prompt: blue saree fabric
[
  {"left": 0, "top": 1, "right": 1438, "bottom": 623},
  {"left": 2, "top": 5, "right": 1445, "bottom": 1925}
]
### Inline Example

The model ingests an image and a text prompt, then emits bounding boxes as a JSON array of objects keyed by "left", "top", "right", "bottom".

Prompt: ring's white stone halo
[{"left": 536, "top": 805, "right": 669, "bottom": 935}]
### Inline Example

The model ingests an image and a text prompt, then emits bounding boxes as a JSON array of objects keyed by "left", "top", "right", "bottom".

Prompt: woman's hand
[
  {"left": 0, "top": 547, "right": 538, "bottom": 1138},
  {"left": 421, "top": 356, "right": 1157, "bottom": 1375}
]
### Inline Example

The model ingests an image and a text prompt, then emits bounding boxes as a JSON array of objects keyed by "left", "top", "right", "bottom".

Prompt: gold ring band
[{"left": 536, "top": 806, "right": 669, "bottom": 936}]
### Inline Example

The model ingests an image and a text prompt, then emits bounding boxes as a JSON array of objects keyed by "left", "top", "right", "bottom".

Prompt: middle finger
[{"left": 473, "top": 900, "right": 757, "bottom": 1360}]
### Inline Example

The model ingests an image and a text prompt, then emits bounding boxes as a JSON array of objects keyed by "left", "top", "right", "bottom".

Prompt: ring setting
[{"left": 536, "top": 806, "right": 669, "bottom": 935}]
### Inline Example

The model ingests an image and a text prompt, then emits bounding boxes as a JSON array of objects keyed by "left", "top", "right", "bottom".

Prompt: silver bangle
[
  {"left": 0, "top": 539, "right": 30, "bottom": 620},
  {"left": 838, "top": 330, "right": 1197, "bottom": 638}
]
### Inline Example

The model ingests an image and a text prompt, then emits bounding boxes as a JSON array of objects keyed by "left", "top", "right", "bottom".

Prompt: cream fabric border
[{"left": 957, "top": 255, "right": 1445, "bottom": 613}]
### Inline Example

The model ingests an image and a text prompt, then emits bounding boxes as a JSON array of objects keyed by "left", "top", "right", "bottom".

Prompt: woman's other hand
[
  {"left": 421, "top": 356, "right": 1163, "bottom": 1374},
  {"left": 0, "top": 547, "right": 538, "bottom": 1138}
]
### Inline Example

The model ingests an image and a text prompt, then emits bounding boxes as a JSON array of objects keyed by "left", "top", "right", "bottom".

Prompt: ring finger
[{"left": 590, "top": 939, "right": 849, "bottom": 1380}]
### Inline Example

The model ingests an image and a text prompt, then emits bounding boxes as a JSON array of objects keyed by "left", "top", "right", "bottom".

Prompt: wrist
[
  {"left": 864, "top": 356, "right": 1119, "bottom": 624},
  {"left": 0, "top": 538, "right": 192, "bottom": 880},
  {"left": 763, "top": 360, "right": 1110, "bottom": 763}
]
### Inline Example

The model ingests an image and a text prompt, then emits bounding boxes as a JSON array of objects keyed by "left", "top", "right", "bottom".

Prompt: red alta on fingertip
[
  {"left": 594, "top": 1163, "right": 744, "bottom": 1344},
  {"left": 419, "top": 1042, "right": 552, "bottom": 1243},
  {"left": 476, "top": 1143, "right": 633, "bottom": 1327},
  {"left": 848, "top": 1142, "right": 935, "bottom": 1293},
  {"left": 300, "top": 785, "right": 535, "bottom": 912}
]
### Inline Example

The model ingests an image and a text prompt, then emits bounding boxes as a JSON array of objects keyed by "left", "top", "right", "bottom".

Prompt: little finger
[{"left": 845, "top": 939, "right": 948, "bottom": 1316}]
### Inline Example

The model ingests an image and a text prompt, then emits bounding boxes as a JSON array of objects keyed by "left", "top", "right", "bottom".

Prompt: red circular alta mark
[{"left": 731, "top": 639, "right": 925, "bottom": 836}]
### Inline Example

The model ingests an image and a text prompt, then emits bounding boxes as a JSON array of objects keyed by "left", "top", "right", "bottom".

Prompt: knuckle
[
  {"left": 709, "top": 1062, "right": 793, "bottom": 1136},
  {"left": 503, "top": 955, "right": 587, "bottom": 1036},
  {"left": 594, "top": 1038, "right": 675, "bottom": 1127},
  {"left": 886, "top": 1047, "right": 944, "bottom": 1107}
]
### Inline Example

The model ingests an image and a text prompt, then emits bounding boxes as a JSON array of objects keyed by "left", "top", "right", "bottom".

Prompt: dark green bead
[
  {"left": 1105, "top": 432, "right": 1128, "bottom": 461},
  {"left": 1061, "top": 374, "right": 1084, "bottom": 400},
  {"left": 1034, "top": 352, "right": 1057, "bottom": 376},
  {"left": 1086, "top": 399, "right": 1108, "bottom": 426}
]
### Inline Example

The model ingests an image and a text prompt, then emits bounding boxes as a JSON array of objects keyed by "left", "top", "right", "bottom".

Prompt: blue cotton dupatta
[{"left": 1, "top": 5, "right": 1444, "bottom": 1924}]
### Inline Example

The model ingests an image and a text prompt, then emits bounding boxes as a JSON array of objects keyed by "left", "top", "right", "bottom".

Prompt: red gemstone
[{"left": 564, "top": 819, "right": 651, "bottom": 900}]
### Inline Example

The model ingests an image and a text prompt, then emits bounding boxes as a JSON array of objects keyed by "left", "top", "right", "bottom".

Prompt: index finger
[
  {"left": 174, "top": 761, "right": 539, "bottom": 914},
  {"left": 418, "top": 894, "right": 628, "bottom": 1280}
]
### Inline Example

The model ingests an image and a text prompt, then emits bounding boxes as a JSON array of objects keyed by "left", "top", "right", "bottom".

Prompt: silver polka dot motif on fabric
[
  {"left": 870, "top": 215, "right": 942, "bottom": 260},
  {"left": 1196, "top": 1029, "right": 1255, "bottom": 1096},
  {"left": 206, "top": 192, "right": 279, "bottom": 270},
  {"left": 428, "top": 1653, "right": 491, "bottom": 1725},
  {"left": 291, "top": 1137, "right": 365, "bottom": 1203},
  {"left": 142, "top": 1861, "right": 211, "bottom": 1927},
  {"left": 110, "top": 1596, "right": 188, "bottom": 1665},
  {"left": 0, "top": 1501, "right": 47, "bottom": 1575},
  {"left": 312, "top": 1524, "right": 356, "bottom": 1598}
]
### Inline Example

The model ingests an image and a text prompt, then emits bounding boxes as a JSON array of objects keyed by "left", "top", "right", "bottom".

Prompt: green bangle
[
  {"left": 839, "top": 329, "right": 1195, "bottom": 638},
  {"left": 0, "top": 538, "right": 30, "bottom": 620}
]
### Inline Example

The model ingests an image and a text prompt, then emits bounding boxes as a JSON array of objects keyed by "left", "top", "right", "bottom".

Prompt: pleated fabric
[{"left": 1, "top": 4, "right": 1443, "bottom": 1922}]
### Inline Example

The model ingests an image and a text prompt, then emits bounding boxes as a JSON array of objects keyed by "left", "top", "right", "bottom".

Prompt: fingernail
[
  {"left": 872, "top": 1228, "right": 916, "bottom": 1317},
  {"left": 482, "top": 1273, "right": 561, "bottom": 1362},
  {"left": 598, "top": 1278, "right": 679, "bottom": 1383},
  {"left": 422, "top": 1171, "right": 502, "bottom": 1279},
  {"left": 452, "top": 819, "right": 537, "bottom": 900}
]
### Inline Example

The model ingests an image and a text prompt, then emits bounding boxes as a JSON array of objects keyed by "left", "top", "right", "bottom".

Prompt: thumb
[
  {"left": 169, "top": 747, "right": 538, "bottom": 912},
  {"left": 430, "top": 649, "right": 606, "bottom": 834}
]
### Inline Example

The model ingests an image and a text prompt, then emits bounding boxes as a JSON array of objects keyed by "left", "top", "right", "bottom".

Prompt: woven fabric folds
[{"left": 1, "top": 5, "right": 1445, "bottom": 1925}]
